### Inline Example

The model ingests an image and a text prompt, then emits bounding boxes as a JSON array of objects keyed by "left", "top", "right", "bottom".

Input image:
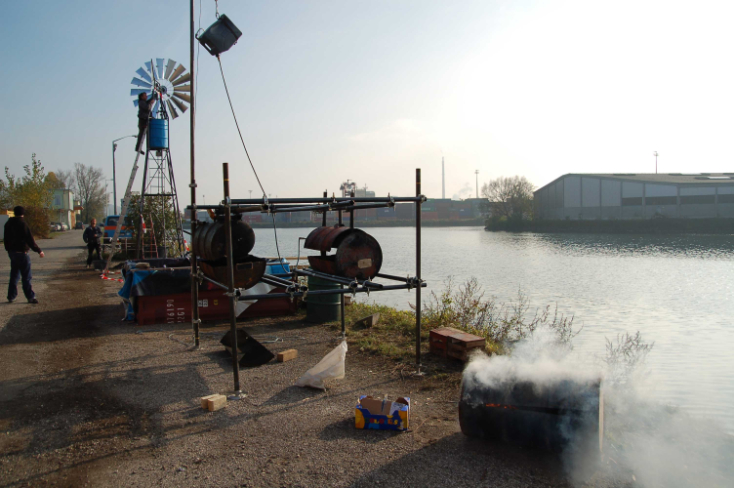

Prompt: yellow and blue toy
[{"left": 355, "top": 396, "right": 410, "bottom": 431}]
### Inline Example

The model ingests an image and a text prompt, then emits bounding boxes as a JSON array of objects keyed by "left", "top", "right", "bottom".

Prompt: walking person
[
  {"left": 4, "top": 206, "right": 44, "bottom": 304},
  {"left": 83, "top": 218, "right": 103, "bottom": 268},
  {"left": 135, "top": 91, "right": 158, "bottom": 154}
]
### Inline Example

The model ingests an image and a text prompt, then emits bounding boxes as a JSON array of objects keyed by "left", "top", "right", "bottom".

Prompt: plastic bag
[{"left": 295, "top": 340, "right": 347, "bottom": 389}]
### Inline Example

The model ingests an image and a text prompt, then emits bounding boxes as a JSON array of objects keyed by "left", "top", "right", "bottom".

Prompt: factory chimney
[{"left": 442, "top": 157, "right": 445, "bottom": 199}]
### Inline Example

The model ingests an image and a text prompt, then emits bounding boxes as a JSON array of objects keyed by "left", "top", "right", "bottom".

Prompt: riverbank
[
  {"left": 0, "top": 231, "right": 616, "bottom": 487},
  {"left": 485, "top": 217, "right": 734, "bottom": 234}
]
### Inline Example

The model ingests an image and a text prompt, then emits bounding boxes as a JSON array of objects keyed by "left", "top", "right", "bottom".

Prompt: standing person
[
  {"left": 83, "top": 218, "right": 103, "bottom": 268},
  {"left": 4, "top": 206, "right": 45, "bottom": 304},
  {"left": 135, "top": 91, "right": 158, "bottom": 154}
]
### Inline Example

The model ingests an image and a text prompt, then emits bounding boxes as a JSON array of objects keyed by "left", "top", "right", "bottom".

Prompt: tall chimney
[{"left": 442, "top": 157, "right": 445, "bottom": 199}]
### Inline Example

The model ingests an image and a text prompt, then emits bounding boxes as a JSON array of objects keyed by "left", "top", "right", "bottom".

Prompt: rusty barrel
[
  {"left": 193, "top": 216, "right": 255, "bottom": 262},
  {"left": 459, "top": 369, "right": 603, "bottom": 452},
  {"left": 304, "top": 226, "right": 382, "bottom": 280}
]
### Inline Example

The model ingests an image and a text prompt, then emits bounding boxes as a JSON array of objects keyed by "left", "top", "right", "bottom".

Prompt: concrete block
[{"left": 201, "top": 394, "right": 227, "bottom": 411}]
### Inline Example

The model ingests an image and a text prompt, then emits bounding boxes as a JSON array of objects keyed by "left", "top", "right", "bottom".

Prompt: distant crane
[{"left": 340, "top": 180, "right": 357, "bottom": 197}]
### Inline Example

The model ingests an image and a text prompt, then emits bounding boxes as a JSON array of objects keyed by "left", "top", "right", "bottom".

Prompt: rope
[{"left": 216, "top": 55, "right": 266, "bottom": 198}]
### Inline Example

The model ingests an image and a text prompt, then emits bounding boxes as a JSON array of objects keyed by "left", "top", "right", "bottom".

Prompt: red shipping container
[{"left": 135, "top": 288, "right": 297, "bottom": 325}]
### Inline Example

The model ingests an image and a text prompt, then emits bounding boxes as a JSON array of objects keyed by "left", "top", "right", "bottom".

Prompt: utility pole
[
  {"left": 653, "top": 151, "right": 658, "bottom": 174},
  {"left": 111, "top": 134, "right": 137, "bottom": 214},
  {"left": 475, "top": 170, "right": 479, "bottom": 198}
]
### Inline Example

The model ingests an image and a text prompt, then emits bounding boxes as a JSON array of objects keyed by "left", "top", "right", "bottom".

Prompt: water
[{"left": 252, "top": 225, "right": 734, "bottom": 432}]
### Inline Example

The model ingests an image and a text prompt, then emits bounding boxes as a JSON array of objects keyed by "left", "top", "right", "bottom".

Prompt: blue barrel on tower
[{"left": 149, "top": 119, "right": 169, "bottom": 150}]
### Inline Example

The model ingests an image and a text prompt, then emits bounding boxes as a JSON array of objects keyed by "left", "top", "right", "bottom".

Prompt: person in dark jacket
[
  {"left": 135, "top": 91, "right": 159, "bottom": 154},
  {"left": 83, "top": 218, "right": 103, "bottom": 268},
  {"left": 4, "top": 206, "right": 44, "bottom": 304}
]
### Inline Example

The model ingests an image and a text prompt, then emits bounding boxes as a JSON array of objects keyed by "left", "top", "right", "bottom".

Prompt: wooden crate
[{"left": 430, "top": 327, "right": 485, "bottom": 362}]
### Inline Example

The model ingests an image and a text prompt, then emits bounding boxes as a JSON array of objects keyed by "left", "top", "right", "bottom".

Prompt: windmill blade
[
  {"left": 171, "top": 72, "right": 191, "bottom": 86},
  {"left": 131, "top": 77, "right": 152, "bottom": 88},
  {"left": 136, "top": 68, "right": 152, "bottom": 83},
  {"left": 166, "top": 100, "right": 179, "bottom": 119},
  {"left": 156, "top": 58, "right": 165, "bottom": 79},
  {"left": 173, "top": 84, "right": 191, "bottom": 92},
  {"left": 171, "top": 96, "right": 188, "bottom": 113},
  {"left": 164, "top": 59, "right": 176, "bottom": 80},
  {"left": 144, "top": 61, "right": 154, "bottom": 79},
  {"left": 170, "top": 64, "right": 186, "bottom": 82},
  {"left": 173, "top": 92, "right": 191, "bottom": 104},
  {"left": 130, "top": 88, "right": 153, "bottom": 97}
]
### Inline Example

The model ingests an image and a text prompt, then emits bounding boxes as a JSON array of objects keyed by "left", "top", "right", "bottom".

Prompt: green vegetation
[
  {"left": 332, "top": 277, "right": 580, "bottom": 362},
  {"left": 0, "top": 154, "right": 54, "bottom": 238}
]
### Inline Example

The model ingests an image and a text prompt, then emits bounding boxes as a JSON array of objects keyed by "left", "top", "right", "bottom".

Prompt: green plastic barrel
[{"left": 306, "top": 276, "right": 341, "bottom": 323}]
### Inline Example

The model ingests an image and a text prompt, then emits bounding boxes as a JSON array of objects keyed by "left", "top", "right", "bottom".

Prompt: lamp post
[
  {"left": 653, "top": 151, "right": 658, "bottom": 174},
  {"left": 475, "top": 170, "right": 479, "bottom": 198},
  {"left": 112, "top": 135, "right": 137, "bottom": 214}
]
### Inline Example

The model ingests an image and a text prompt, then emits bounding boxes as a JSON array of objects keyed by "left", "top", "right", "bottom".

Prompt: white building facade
[{"left": 534, "top": 173, "right": 734, "bottom": 220}]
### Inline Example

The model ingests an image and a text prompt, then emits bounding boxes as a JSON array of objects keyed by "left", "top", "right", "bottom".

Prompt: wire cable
[
  {"left": 216, "top": 55, "right": 267, "bottom": 198},
  {"left": 271, "top": 214, "right": 284, "bottom": 266}
]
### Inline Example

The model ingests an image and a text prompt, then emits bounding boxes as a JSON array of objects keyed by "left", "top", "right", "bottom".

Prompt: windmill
[{"left": 130, "top": 58, "right": 191, "bottom": 118}]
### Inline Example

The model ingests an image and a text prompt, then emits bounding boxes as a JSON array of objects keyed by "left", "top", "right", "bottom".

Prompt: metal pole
[
  {"left": 190, "top": 0, "right": 200, "bottom": 348},
  {"left": 322, "top": 190, "right": 327, "bottom": 227},
  {"left": 112, "top": 143, "right": 117, "bottom": 214},
  {"left": 223, "top": 163, "right": 242, "bottom": 395},
  {"left": 350, "top": 189, "right": 355, "bottom": 229},
  {"left": 416, "top": 168, "right": 422, "bottom": 374}
]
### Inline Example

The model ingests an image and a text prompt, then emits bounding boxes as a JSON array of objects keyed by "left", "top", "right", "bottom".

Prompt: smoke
[
  {"left": 462, "top": 327, "right": 734, "bottom": 487},
  {"left": 452, "top": 182, "right": 473, "bottom": 200}
]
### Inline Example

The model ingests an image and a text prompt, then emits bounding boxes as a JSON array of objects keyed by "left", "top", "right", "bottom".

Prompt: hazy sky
[{"left": 2, "top": 0, "right": 734, "bottom": 207}]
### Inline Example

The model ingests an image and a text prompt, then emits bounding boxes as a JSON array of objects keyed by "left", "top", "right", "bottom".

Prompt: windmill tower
[{"left": 131, "top": 58, "right": 190, "bottom": 258}]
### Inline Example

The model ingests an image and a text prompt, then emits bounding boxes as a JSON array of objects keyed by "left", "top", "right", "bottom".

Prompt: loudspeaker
[{"left": 197, "top": 14, "right": 242, "bottom": 56}]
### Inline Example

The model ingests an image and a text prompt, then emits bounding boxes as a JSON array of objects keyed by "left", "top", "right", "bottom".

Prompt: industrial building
[{"left": 534, "top": 173, "right": 734, "bottom": 220}]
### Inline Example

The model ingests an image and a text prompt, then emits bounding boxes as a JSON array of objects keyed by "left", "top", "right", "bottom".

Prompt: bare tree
[
  {"left": 480, "top": 175, "right": 535, "bottom": 220},
  {"left": 74, "top": 163, "right": 106, "bottom": 223},
  {"left": 55, "top": 169, "right": 76, "bottom": 192}
]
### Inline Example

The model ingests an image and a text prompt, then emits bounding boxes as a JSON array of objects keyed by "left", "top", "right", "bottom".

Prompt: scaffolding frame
[{"left": 187, "top": 163, "right": 426, "bottom": 395}]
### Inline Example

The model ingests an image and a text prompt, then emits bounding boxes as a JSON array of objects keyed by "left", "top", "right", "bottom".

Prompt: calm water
[{"left": 251, "top": 226, "right": 734, "bottom": 432}]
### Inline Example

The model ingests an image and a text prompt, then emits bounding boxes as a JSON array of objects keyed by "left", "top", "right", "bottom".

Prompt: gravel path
[{"left": 0, "top": 231, "right": 619, "bottom": 487}]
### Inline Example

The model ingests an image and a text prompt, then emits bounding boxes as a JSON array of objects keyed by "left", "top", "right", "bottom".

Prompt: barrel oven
[
  {"left": 193, "top": 214, "right": 266, "bottom": 289},
  {"left": 304, "top": 226, "right": 382, "bottom": 280},
  {"left": 459, "top": 367, "right": 603, "bottom": 453}
]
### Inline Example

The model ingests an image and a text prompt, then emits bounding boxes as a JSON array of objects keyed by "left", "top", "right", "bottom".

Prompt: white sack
[{"left": 295, "top": 340, "right": 347, "bottom": 389}]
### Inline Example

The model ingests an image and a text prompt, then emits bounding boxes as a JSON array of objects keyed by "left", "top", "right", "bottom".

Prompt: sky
[{"left": 2, "top": 0, "right": 734, "bottom": 207}]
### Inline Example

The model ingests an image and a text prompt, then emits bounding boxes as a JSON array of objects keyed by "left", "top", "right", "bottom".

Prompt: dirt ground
[{"left": 0, "top": 231, "right": 620, "bottom": 487}]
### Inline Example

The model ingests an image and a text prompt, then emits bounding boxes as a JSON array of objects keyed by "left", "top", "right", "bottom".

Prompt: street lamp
[
  {"left": 653, "top": 151, "right": 658, "bottom": 174},
  {"left": 112, "top": 134, "right": 137, "bottom": 214},
  {"left": 475, "top": 170, "right": 479, "bottom": 198}
]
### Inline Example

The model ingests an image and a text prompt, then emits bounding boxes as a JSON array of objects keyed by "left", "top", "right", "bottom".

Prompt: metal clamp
[
  {"left": 225, "top": 289, "right": 241, "bottom": 298},
  {"left": 189, "top": 182, "right": 197, "bottom": 189}
]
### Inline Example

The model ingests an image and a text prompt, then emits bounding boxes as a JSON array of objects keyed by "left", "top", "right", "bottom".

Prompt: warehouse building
[{"left": 534, "top": 173, "right": 734, "bottom": 220}]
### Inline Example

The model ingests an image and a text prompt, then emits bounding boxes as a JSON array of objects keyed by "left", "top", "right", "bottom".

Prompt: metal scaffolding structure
[{"left": 187, "top": 163, "right": 426, "bottom": 394}]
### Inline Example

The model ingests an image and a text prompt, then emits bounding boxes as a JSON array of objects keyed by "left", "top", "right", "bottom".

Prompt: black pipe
[
  {"left": 322, "top": 190, "right": 327, "bottom": 227},
  {"left": 416, "top": 168, "right": 422, "bottom": 373},
  {"left": 237, "top": 282, "right": 425, "bottom": 301},
  {"left": 228, "top": 196, "right": 424, "bottom": 205},
  {"left": 223, "top": 163, "right": 241, "bottom": 394},
  {"left": 189, "top": 0, "right": 199, "bottom": 348},
  {"left": 200, "top": 273, "right": 229, "bottom": 291},
  {"left": 296, "top": 268, "right": 355, "bottom": 286},
  {"left": 376, "top": 272, "right": 409, "bottom": 283},
  {"left": 340, "top": 283, "right": 346, "bottom": 336},
  {"left": 349, "top": 189, "right": 355, "bottom": 230}
]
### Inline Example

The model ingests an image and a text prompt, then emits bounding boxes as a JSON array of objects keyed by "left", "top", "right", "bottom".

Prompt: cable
[
  {"left": 271, "top": 214, "right": 284, "bottom": 265},
  {"left": 216, "top": 55, "right": 267, "bottom": 198},
  {"left": 195, "top": 0, "right": 202, "bottom": 104}
]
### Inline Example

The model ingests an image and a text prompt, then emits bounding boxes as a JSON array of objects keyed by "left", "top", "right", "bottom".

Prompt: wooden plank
[{"left": 277, "top": 349, "right": 298, "bottom": 362}]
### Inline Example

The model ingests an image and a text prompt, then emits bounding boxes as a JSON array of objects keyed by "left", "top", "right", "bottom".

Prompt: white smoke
[
  {"left": 452, "top": 182, "right": 473, "bottom": 200},
  {"left": 462, "top": 327, "right": 734, "bottom": 487}
]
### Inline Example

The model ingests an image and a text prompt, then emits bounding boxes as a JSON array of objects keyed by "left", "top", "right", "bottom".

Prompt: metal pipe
[
  {"left": 321, "top": 190, "right": 327, "bottom": 227},
  {"left": 296, "top": 268, "right": 355, "bottom": 286},
  {"left": 229, "top": 196, "right": 424, "bottom": 205},
  {"left": 340, "top": 284, "right": 346, "bottom": 337},
  {"left": 199, "top": 273, "right": 229, "bottom": 291},
  {"left": 189, "top": 0, "right": 200, "bottom": 348},
  {"left": 416, "top": 168, "right": 422, "bottom": 373},
  {"left": 350, "top": 189, "right": 355, "bottom": 229},
  {"left": 270, "top": 201, "right": 353, "bottom": 214},
  {"left": 236, "top": 282, "right": 425, "bottom": 301},
  {"left": 376, "top": 272, "right": 410, "bottom": 283},
  {"left": 223, "top": 163, "right": 241, "bottom": 394}
]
